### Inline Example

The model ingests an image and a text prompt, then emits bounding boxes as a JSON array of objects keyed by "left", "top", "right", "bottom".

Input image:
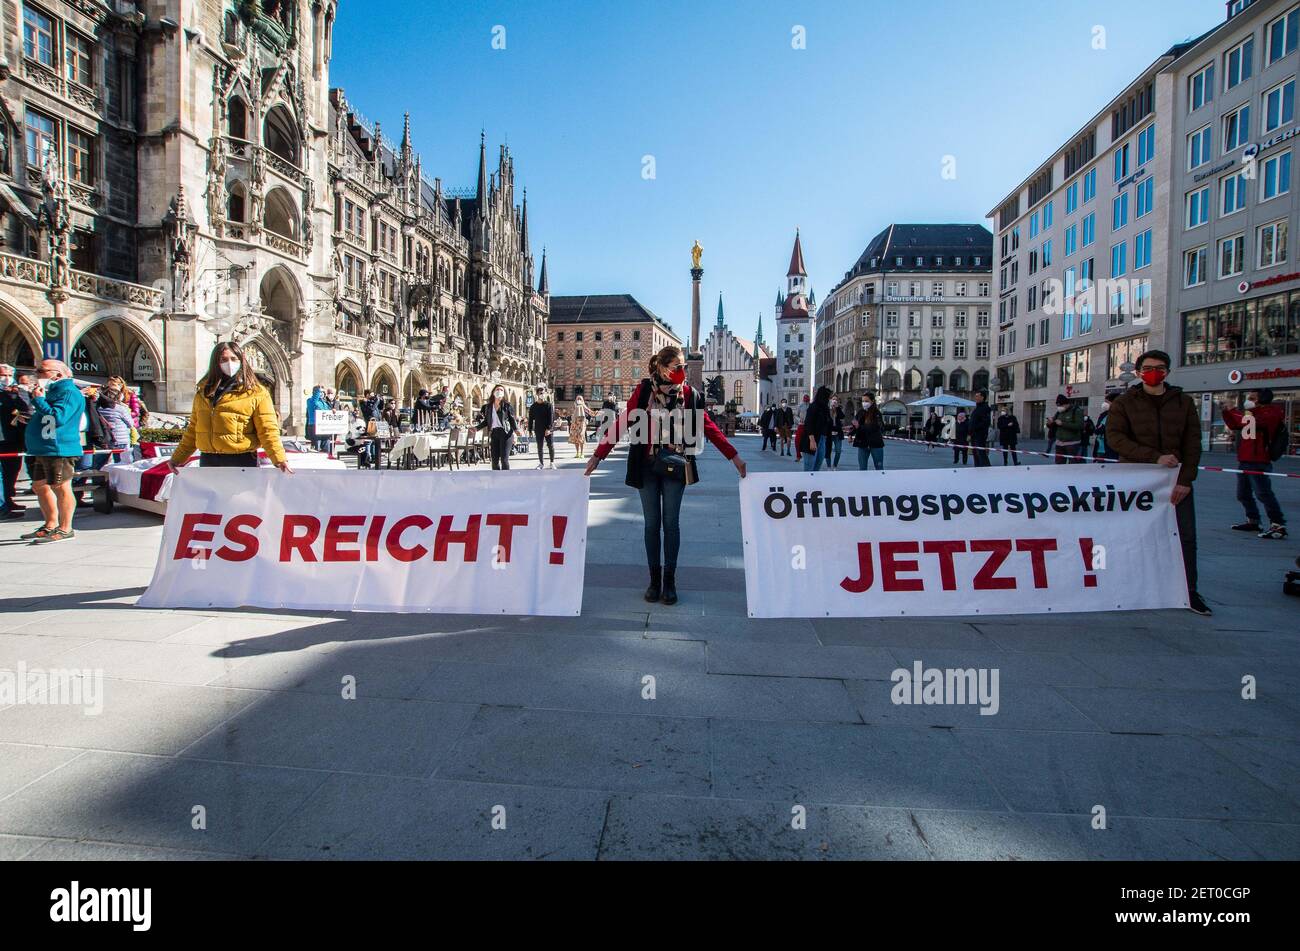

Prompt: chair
[{"left": 441, "top": 427, "right": 460, "bottom": 471}]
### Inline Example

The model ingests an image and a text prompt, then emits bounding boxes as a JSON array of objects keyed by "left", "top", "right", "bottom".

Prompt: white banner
[
  {"left": 740, "top": 465, "right": 1188, "bottom": 618},
  {"left": 314, "top": 409, "right": 349, "bottom": 435},
  {"left": 139, "top": 469, "right": 587, "bottom": 615}
]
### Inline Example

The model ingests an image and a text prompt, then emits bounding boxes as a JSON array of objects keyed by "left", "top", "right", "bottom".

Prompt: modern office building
[{"left": 987, "top": 0, "right": 1299, "bottom": 449}]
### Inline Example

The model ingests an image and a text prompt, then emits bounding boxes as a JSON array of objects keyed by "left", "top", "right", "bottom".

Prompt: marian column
[{"left": 687, "top": 240, "right": 704, "bottom": 391}]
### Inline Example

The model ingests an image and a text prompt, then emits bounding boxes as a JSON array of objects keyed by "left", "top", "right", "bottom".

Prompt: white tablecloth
[{"left": 391, "top": 432, "right": 449, "bottom": 462}]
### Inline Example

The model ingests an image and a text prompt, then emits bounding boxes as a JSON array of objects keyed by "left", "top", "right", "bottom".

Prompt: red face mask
[
  {"left": 1140, "top": 368, "right": 1168, "bottom": 387},
  {"left": 666, "top": 366, "right": 686, "bottom": 386}
]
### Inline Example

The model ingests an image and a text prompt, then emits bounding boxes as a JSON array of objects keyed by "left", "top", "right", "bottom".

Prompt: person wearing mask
[
  {"left": 759, "top": 404, "right": 775, "bottom": 451},
  {"left": 170, "top": 342, "right": 291, "bottom": 472},
  {"left": 413, "top": 389, "right": 436, "bottom": 430},
  {"left": 0, "top": 366, "right": 32, "bottom": 517},
  {"left": 970, "top": 390, "right": 992, "bottom": 467},
  {"left": 923, "top": 409, "right": 942, "bottom": 453},
  {"left": 952, "top": 411, "right": 970, "bottom": 465},
  {"left": 1050, "top": 394, "right": 1086, "bottom": 464},
  {"left": 584, "top": 345, "right": 746, "bottom": 606},
  {"left": 1222, "top": 389, "right": 1287, "bottom": 539},
  {"left": 305, "top": 385, "right": 331, "bottom": 452},
  {"left": 382, "top": 398, "right": 401, "bottom": 431},
  {"left": 775, "top": 399, "right": 794, "bottom": 456},
  {"left": 1094, "top": 397, "right": 1119, "bottom": 462},
  {"left": 997, "top": 408, "right": 1021, "bottom": 465},
  {"left": 20, "top": 360, "right": 84, "bottom": 542},
  {"left": 802, "top": 386, "right": 833, "bottom": 472},
  {"left": 569, "top": 394, "right": 592, "bottom": 459},
  {"left": 431, "top": 384, "right": 451, "bottom": 429},
  {"left": 528, "top": 385, "right": 556, "bottom": 469},
  {"left": 1104, "top": 349, "right": 1209, "bottom": 616},
  {"left": 478, "top": 385, "right": 517, "bottom": 470},
  {"left": 828, "top": 397, "right": 846, "bottom": 470},
  {"left": 1045, "top": 415, "right": 1058, "bottom": 456},
  {"left": 851, "top": 391, "right": 886, "bottom": 471}
]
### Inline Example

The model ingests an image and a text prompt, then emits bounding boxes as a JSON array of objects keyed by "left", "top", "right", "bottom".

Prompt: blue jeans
[
  {"left": 858, "top": 447, "right": 884, "bottom": 470},
  {"left": 638, "top": 471, "right": 686, "bottom": 570},
  {"left": 1237, "top": 464, "right": 1286, "bottom": 525},
  {"left": 803, "top": 436, "right": 828, "bottom": 471},
  {"left": 830, "top": 436, "right": 844, "bottom": 468}
]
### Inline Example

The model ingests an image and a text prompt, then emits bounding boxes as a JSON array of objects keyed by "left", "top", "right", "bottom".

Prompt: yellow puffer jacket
[{"left": 172, "top": 384, "right": 286, "bottom": 466}]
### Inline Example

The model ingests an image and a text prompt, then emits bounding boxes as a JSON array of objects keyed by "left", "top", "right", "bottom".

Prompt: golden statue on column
[{"left": 691, "top": 240, "right": 703, "bottom": 270}]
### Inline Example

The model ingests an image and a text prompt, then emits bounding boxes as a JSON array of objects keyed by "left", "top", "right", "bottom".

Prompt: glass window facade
[{"left": 1181, "top": 292, "right": 1300, "bottom": 365}]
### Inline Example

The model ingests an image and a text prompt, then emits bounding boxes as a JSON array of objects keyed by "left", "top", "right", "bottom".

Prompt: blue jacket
[
  {"left": 26, "top": 378, "right": 85, "bottom": 457},
  {"left": 305, "top": 389, "right": 328, "bottom": 436}
]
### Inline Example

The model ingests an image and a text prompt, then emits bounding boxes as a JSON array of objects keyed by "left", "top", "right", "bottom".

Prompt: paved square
[{"left": 1, "top": 436, "right": 1297, "bottom": 860}]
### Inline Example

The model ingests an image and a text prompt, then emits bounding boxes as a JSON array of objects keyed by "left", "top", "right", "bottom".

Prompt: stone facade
[
  {"left": 701, "top": 293, "right": 771, "bottom": 414},
  {"left": 0, "top": 0, "right": 547, "bottom": 432}
]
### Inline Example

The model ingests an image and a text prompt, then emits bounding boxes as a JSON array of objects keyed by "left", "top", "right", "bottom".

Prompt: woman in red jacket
[{"left": 585, "top": 345, "right": 747, "bottom": 605}]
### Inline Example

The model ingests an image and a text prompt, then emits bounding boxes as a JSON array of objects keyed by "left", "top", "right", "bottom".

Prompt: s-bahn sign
[{"left": 41, "top": 317, "right": 68, "bottom": 362}]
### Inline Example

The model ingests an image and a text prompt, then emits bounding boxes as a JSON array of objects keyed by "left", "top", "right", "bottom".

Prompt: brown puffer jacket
[{"left": 1104, "top": 384, "right": 1201, "bottom": 486}]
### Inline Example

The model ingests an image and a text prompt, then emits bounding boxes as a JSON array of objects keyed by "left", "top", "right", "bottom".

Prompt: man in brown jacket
[{"left": 1104, "top": 349, "right": 1210, "bottom": 616}]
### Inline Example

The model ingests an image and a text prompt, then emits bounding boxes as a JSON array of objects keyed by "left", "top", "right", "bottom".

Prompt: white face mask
[
  {"left": 1243, "top": 399, "right": 1257, "bottom": 410},
  {"left": 862, "top": 401, "right": 870, "bottom": 409},
  {"left": 220, "top": 360, "right": 241, "bottom": 377},
  {"left": 494, "top": 390, "right": 504, "bottom": 401}
]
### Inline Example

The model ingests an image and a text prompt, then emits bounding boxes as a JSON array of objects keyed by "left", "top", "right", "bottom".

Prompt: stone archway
[
  {"left": 239, "top": 333, "right": 293, "bottom": 427},
  {"left": 335, "top": 359, "right": 362, "bottom": 407},
  {"left": 371, "top": 364, "right": 398, "bottom": 400},
  {"left": 0, "top": 295, "right": 42, "bottom": 371},
  {"left": 70, "top": 312, "right": 165, "bottom": 408}
]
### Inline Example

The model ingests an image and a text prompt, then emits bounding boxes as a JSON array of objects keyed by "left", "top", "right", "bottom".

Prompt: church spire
[
  {"left": 475, "top": 131, "right": 488, "bottom": 213},
  {"left": 716, "top": 293, "right": 725, "bottom": 329},
  {"left": 537, "top": 247, "right": 549, "bottom": 296},
  {"left": 755, "top": 312, "right": 764, "bottom": 346}
]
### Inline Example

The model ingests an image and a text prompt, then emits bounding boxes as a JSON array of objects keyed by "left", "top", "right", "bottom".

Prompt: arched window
[
  {"left": 927, "top": 369, "right": 945, "bottom": 393},
  {"left": 973, "top": 369, "right": 990, "bottom": 393},
  {"left": 949, "top": 368, "right": 969, "bottom": 392},
  {"left": 227, "top": 181, "right": 247, "bottom": 222},
  {"left": 904, "top": 368, "right": 924, "bottom": 391},
  {"left": 264, "top": 188, "right": 298, "bottom": 240},
  {"left": 733, "top": 379, "right": 744, "bottom": 401},
  {"left": 228, "top": 97, "right": 248, "bottom": 140},
  {"left": 880, "top": 369, "right": 901, "bottom": 392},
  {"left": 263, "top": 105, "right": 299, "bottom": 165}
]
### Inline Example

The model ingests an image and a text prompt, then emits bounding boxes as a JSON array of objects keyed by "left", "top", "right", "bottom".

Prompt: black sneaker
[
  {"left": 1259, "top": 524, "right": 1288, "bottom": 540},
  {"left": 1231, "top": 521, "right": 1262, "bottom": 532},
  {"left": 1188, "top": 594, "right": 1213, "bottom": 617}
]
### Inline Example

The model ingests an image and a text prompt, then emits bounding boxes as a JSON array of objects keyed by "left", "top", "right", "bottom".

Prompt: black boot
[
  {"left": 660, "top": 568, "right": 678, "bottom": 605},
  {"left": 644, "top": 566, "right": 662, "bottom": 602}
]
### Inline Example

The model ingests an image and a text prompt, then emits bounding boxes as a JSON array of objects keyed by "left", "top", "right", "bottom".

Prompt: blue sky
[{"left": 331, "top": 0, "right": 1227, "bottom": 343}]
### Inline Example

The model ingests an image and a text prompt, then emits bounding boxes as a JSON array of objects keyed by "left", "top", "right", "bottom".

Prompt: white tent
[{"left": 907, "top": 392, "right": 975, "bottom": 409}]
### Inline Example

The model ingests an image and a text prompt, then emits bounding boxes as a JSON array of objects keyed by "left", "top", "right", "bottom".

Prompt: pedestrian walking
[
  {"left": 584, "top": 345, "right": 746, "bottom": 606},
  {"left": 1222, "top": 389, "right": 1287, "bottom": 539},
  {"left": 970, "top": 390, "right": 992, "bottom": 467},
  {"left": 952, "top": 410, "right": 970, "bottom": 465},
  {"left": 1104, "top": 349, "right": 1210, "bottom": 616},
  {"left": 20, "top": 360, "right": 85, "bottom": 543},
  {"left": 759, "top": 404, "right": 775, "bottom": 451},
  {"left": 802, "top": 386, "right": 833, "bottom": 472},
  {"left": 828, "top": 397, "right": 846, "bottom": 470},
  {"left": 569, "top": 394, "right": 591, "bottom": 458},
  {"left": 997, "top": 408, "right": 1021, "bottom": 465},
  {"left": 478, "top": 385, "right": 517, "bottom": 470},
  {"left": 170, "top": 342, "right": 291, "bottom": 472},
  {"left": 794, "top": 393, "right": 811, "bottom": 462},
  {"left": 1094, "top": 397, "right": 1119, "bottom": 462},
  {"left": 1050, "top": 394, "right": 1086, "bottom": 463},
  {"left": 923, "top": 409, "right": 942, "bottom": 452},
  {"left": 775, "top": 399, "right": 794, "bottom": 455},
  {"left": 529, "top": 385, "right": 556, "bottom": 469},
  {"left": 851, "top": 391, "right": 885, "bottom": 470}
]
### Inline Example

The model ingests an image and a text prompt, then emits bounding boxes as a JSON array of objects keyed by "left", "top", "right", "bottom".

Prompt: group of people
[
  {"left": 7, "top": 342, "right": 1290, "bottom": 623},
  {"left": 757, "top": 392, "right": 887, "bottom": 471},
  {"left": 1, "top": 361, "right": 150, "bottom": 539}
]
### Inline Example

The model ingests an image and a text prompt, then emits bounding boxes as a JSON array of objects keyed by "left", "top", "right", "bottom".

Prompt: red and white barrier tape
[
  {"left": 880, "top": 434, "right": 1300, "bottom": 480},
  {"left": 0, "top": 448, "right": 129, "bottom": 460}
]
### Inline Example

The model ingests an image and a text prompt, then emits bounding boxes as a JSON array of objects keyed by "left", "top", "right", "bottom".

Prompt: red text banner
[
  {"left": 739, "top": 465, "right": 1187, "bottom": 618},
  {"left": 138, "top": 469, "right": 587, "bottom": 615}
]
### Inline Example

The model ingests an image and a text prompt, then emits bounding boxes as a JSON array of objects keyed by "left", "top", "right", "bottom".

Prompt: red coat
[
  {"left": 594, "top": 379, "right": 736, "bottom": 487},
  {"left": 1222, "top": 403, "right": 1284, "bottom": 465}
]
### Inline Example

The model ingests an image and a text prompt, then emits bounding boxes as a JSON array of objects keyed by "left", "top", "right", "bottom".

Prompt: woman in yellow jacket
[{"left": 169, "top": 342, "right": 293, "bottom": 472}]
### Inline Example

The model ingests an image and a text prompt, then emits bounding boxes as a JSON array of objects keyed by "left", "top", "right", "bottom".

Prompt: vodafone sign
[
  {"left": 1238, "top": 270, "right": 1300, "bottom": 294},
  {"left": 1228, "top": 367, "right": 1300, "bottom": 385}
]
